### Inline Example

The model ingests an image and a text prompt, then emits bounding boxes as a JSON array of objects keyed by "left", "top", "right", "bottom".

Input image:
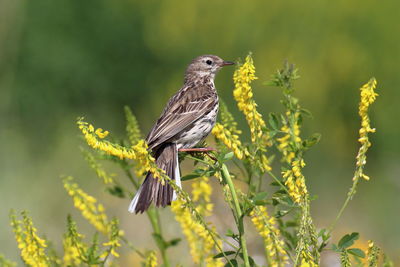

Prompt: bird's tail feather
[{"left": 128, "top": 143, "right": 181, "bottom": 214}]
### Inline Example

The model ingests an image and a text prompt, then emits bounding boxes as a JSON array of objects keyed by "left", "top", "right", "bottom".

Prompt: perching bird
[{"left": 128, "top": 55, "right": 234, "bottom": 213}]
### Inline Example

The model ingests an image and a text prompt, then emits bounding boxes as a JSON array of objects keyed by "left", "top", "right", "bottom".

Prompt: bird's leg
[
  {"left": 178, "top": 147, "right": 218, "bottom": 161},
  {"left": 178, "top": 147, "right": 215, "bottom": 153}
]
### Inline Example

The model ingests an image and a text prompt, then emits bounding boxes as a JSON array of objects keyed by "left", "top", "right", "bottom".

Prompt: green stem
[
  {"left": 124, "top": 166, "right": 170, "bottom": 267},
  {"left": 221, "top": 164, "right": 250, "bottom": 267},
  {"left": 327, "top": 177, "right": 360, "bottom": 235},
  {"left": 147, "top": 207, "right": 170, "bottom": 267}
]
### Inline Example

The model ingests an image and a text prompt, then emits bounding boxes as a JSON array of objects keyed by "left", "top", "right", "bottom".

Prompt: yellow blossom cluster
[
  {"left": 62, "top": 235, "right": 83, "bottom": 266},
  {"left": 282, "top": 159, "right": 307, "bottom": 203},
  {"left": 102, "top": 219, "right": 122, "bottom": 258},
  {"left": 277, "top": 111, "right": 301, "bottom": 163},
  {"left": 144, "top": 251, "right": 157, "bottom": 267},
  {"left": 354, "top": 78, "right": 378, "bottom": 181},
  {"left": 10, "top": 211, "right": 49, "bottom": 267},
  {"left": 299, "top": 252, "right": 318, "bottom": 267},
  {"left": 192, "top": 177, "right": 214, "bottom": 216},
  {"left": 250, "top": 206, "right": 288, "bottom": 267},
  {"left": 171, "top": 180, "right": 222, "bottom": 266},
  {"left": 233, "top": 54, "right": 266, "bottom": 142},
  {"left": 212, "top": 123, "right": 247, "bottom": 159},
  {"left": 63, "top": 177, "right": 109, "bottom": 234},
  {"left": 77, "top": 118, "right": 165, "bottom": 180}
]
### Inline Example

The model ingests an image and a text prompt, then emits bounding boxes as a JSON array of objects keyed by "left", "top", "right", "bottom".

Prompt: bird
[{"left": 128, "top": 55, "right": 234, "bottom": 214}]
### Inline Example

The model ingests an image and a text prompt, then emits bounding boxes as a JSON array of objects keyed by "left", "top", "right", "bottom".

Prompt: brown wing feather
[{"left": 146, "top": 83, "right": 216, "bottom": 150}]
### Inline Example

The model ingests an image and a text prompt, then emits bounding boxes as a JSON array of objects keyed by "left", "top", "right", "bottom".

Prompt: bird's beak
[{"left": 221, "top": 61, "right": 235, "bottom": 67}]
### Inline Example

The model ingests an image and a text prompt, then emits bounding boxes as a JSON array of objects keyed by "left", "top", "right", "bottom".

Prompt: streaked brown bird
[{"left": 129, "top": 55, "right": 234, "bottom": 213}]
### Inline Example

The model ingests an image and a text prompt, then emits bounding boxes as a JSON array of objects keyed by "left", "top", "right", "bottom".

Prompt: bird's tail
[{"left": 128, "top": 143, "right": 181, "bottom": 214}]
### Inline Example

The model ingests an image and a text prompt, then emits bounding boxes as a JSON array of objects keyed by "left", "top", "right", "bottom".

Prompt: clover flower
[
  {"left": 354, "top": 78, "right": 378, "bottom": 181},
  {"left": 282, "top": 159, "right": 307, "bottom": 203},
  {"left": 212, "top": 123, "right": 246, "bottom": 159},
  {"left": 233, "top": 54, "right": 266, "bottom": 142},
  {"left": 63, "top": 177, "right": 109, "bottom": 234},
  {"left": 77, "top": 118, "right": 165, "bottom": 180},
  {"left": 171, "top": 179, "right": 221, "bottom": 265},
  {"left": 10, "top": 211, "right": 49, "bottom": 267},
  {"left": 144, "top": 251, "right": 157, "bottom": 267},
  {"left": 250, "top": 206, "right": 288, "bottom": 267}
]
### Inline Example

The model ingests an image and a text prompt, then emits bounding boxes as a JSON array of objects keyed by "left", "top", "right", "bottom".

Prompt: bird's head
[{"left": 185, "top": 55, "right": 234, "bottom": 82}]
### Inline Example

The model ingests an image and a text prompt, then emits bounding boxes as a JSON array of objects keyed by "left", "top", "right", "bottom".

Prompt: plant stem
[
  {"left": 147, "top": 207, "right": 170, "bottom": 267},
  {"left": 327, "top": 177, "right": 360, "bottom": 235},
  {"left": 221, "top": 164, "right": 250, "bottom": 267},
  {"left": 124, "top": 166, "right": 170, "bottom": 267}
]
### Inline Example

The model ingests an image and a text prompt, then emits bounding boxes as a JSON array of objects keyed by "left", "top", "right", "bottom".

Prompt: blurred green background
[{"left": 1, "top": 0, "right": 399, "bottom": 265}]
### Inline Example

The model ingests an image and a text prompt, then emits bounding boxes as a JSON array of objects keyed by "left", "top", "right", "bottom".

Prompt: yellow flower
[
  {"left": 233, "top": 54, "right": 266, "bottom": 143},
  {"left": 171, "top": 184, "right": 221, "bottom": 265},
  {"left": 277, "top": 112, "right": 302, "bottom": 163},
  {"left": 212, "top": 123, "right": 247, "bottom": 159},
  {"left": 10, "top": 211, "right": 49, "bottom": 267},
  {"left": 102, "top": 219, "right": 122, "bottom": 258},
  {"left": 354, "top": 78, "right": 378, "bottom": 181},
  {"left": 144, "top": 251, "right": 157, "bottom": 267},
  {"left": 95, "top": 128, "right": 109, "bottom": 139},
  {"left": 62, "top": 235, "right": 82, "bottom": 266},
  {"left": 250, "top": 206, "right": 288, "bottom": 267},
  {"left": 63, "top": 177, "right": 109, "bottom": 234},
  {"left": 282, "top": 159, "right": 307, "bottom": 203}
]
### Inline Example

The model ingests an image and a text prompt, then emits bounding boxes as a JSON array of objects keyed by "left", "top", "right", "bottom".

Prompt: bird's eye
[{"left": 206, "top": 60, "right": 213, "bottom": 65}]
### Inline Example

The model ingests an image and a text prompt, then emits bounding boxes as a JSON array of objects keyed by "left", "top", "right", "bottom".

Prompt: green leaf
[
  {"left": 213, "top": 251, "right": 236, "bottom": 259},
  {"left": 302, "top": 133, "right": 321, "bottom": 149},
  {"left": 238, "top": 253, "right": 256, "bottom": 266},
  {"left": 223, "top": 152, "right": 234, "bottom": 161},
  {"left": 224, "top": 259, "right": 238, "bottom": 267},
  {"left": 252, "top": 192, "right": 268, "bottom": 202},
  {"left": 332, "top": 244, "right": 340, "bottom": 252},
  {"left": 268, "top": 113, "right": 279, "bottom": 130},
  {"left": 338, "top": 232, "right": 359, "bottom": 249},
  {"left": 107, "top": 186, "right": 125, "bottom": 198},
  {"left": 166, "top": 238, "right": 181, "bottom": 248},
  {"left": 300, "top": 108, "right": 313, "bottom": 118},
  {"left": 181, "top": 173, "right": 201, "bottom": 181},
  {"left": 347, "top": 248, "right": 366, "bottom": 258}
]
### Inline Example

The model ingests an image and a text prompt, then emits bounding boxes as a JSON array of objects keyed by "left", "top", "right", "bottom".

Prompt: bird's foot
[{"left": 178, "top": 147, "right": 217, "bottom": 161}]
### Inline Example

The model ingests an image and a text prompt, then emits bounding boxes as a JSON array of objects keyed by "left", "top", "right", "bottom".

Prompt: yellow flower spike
[
  {"left": 233, "top": 54, "right": 266, "bottom": 143},
  {"left": 63, "top": 177, "right": 109, "bottom": 234},
  {"left": 77, "top": 118, "right": 166, "bottom": 181},
  {"left": 353, "top": 78, "right": 378, "bottom": 181},
  {"left": 250, "top": 206, "right": 288, "bottom": 267},
  {"left": 171, "top": 184, "right": 221, "bottom": 265},
  {"left": 10, "top": 211, "right": 49, "bottom": 267}
]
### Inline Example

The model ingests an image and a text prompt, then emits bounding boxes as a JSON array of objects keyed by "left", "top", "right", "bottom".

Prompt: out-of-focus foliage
[{"left": 1, "top": 0, "right": 399, "bottom": 265}]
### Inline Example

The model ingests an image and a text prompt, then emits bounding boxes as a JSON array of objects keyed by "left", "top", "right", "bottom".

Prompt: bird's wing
[{"left": 146, "top": 84, "right": 217, "bottom": 150}]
